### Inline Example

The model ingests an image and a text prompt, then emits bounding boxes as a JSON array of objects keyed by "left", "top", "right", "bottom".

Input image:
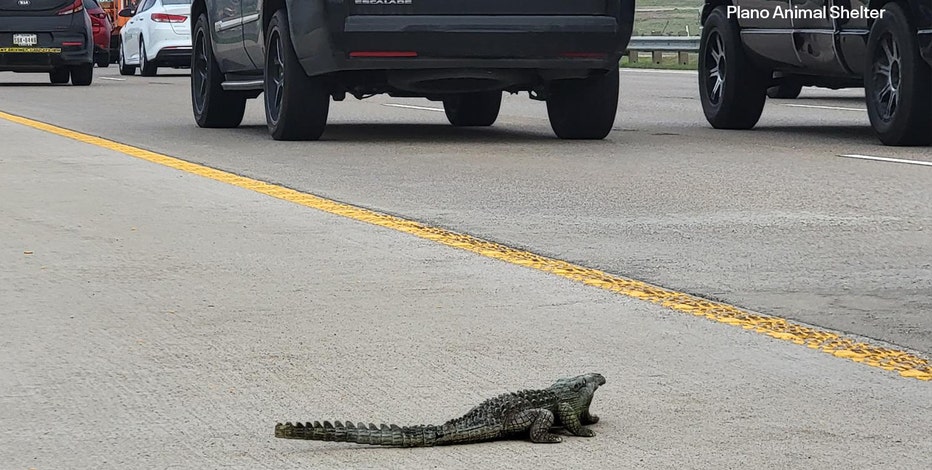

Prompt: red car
[{"left": 84, "top": 0, "right": 112, "bottom": 68}]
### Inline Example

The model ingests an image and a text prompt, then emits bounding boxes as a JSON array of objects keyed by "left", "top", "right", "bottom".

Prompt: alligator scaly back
[{"left": 274, "top": 373, "right": 606, "bottom": 447}]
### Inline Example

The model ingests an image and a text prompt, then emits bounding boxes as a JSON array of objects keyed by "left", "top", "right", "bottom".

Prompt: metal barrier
[{"left": 626, "top": 36, "right": 701, "bottom": 65}]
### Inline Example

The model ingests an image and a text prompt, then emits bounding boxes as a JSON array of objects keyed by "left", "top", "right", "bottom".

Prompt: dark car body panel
[
  {"left": 706, "top": 0, "right": 932, "bottom": 83},
  {"left": 198, "top": 0, "right": 633, "bottom": 86},
  {"left": 0, "top": 4, "right": 94, "bottom": 73},
  {"left": 920, "top": 27, "right": 932, "bottom": 65}
]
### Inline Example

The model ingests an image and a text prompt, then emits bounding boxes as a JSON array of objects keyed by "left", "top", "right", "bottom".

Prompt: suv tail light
[
  {"left": 151, "top": 13, "right": 187, "bottom": 23},
  {"left": 57, "top": 0, "right": 84, "bottom": 15}
]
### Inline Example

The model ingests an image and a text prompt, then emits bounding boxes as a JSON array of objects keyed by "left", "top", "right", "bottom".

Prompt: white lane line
[
  {"left": 783, "top": 104, "right": 864, "bottom": 112},
  {"left": 383, "top": 103, "right": 445, "bottom": 112},
  {"left": 839, "top": 154, "right": 932, "bottom": 167},
  {"left": 98, "top": 77, "right": 126, "bottom": 81}
]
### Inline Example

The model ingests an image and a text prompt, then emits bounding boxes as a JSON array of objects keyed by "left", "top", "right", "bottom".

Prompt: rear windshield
[{"left": 162, "top": 0, "right": 192, "bottom": 4}]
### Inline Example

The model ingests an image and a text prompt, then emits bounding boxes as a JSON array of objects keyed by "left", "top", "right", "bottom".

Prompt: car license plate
[{"left": 13, "top": 33, "right": 38, "bottom": 47}]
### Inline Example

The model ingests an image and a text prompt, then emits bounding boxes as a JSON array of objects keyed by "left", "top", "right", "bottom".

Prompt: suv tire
[
  {"left": 264, "top": 9, "right": 330, "bottom": 141},
  {"left": 864, "top": 3, "right": 932, "bottom": 146},
  {"left": 70, "top": 63, "right": 93, "bottom": 86},
  {"left": 49, "top": 68, "right": 70, "bottom": 84},
  {"left": 767, "top": 84, "right": 803, "bottom": 99},
  {"left": 546, "top": 67, "right": 619, "bottom": 140},
  {"left": 443, "top": 91, "right": 502, "bottom": 127},
  {"left": 699, "top": 6, "right": 769, "bottom": 129},
  {"left": 191, "top": 14, "right": 247, "bottom": 128}
]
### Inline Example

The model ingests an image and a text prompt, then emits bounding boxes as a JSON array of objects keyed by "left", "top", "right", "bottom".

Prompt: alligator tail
[{"left": 274, "top": 420, "right": 439, "bottom": 447}]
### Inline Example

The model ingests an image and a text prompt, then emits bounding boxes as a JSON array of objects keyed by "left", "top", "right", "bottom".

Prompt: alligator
[{"left": 274, "top": 373, "right": 606, "bottom": 447}]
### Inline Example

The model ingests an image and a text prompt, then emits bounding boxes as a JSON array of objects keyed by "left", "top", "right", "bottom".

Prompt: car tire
[
  {"left": 264, "top": 9, "right": 330, "bottom": 141},
  {"left": 767, "top": 84, "right": 803, "bottom": 99},
  {"left": 191, "top": 13, "right": 247, "bottom": 128},
  {"left": 546, "top": 67, "right": 619, "bottom": 140},
  {"left": 699, "top": 6, "right": 769, "bottom": 129},
  {"left": 94, "top": 50, "right": 110, "bottom": 69},
  {"left": 443, "top": 91, "right": 502, "bottom": 127},
  {"left": 70, "top": 63, "right": 93, "bottom": 86},
  {"left": 864, "top": 3, "right": 932, "bottom": 146},
  {"left": 139, "top": 39, "right": 158, "bottom": 77},
  {"left": 119, "top": 46, "right": 136, "bottom": 76},
  {"left": 49, "top": 68, "right": 70, "bottom": 84}
]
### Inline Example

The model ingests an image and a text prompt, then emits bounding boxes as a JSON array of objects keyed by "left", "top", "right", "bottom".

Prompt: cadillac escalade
[{"left": 190, "top": 0, "right": 634, "bottom": 140}]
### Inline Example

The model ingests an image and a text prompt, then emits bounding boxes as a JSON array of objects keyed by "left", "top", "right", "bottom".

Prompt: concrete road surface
[{"left": 1, "top": 67, "right": 930, "bottom": 469}]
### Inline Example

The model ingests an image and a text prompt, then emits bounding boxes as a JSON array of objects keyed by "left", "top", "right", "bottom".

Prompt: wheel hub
[
  {"left": 193, "top": 32, "right": 209, "bottom": 114},
  {"left": 872, "top": 33, "right": 902, "bottom": 122},
  {"left": 706, "top": 32, "right": 727, "bottom": 105},
  {"left": 265, "top": 31, "right": 285, "bottom": 124}
]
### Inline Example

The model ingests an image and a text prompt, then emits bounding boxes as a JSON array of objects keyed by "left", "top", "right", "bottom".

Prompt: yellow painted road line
[{"left": 2, "top": 110, "right": 930, "bottom": 382}]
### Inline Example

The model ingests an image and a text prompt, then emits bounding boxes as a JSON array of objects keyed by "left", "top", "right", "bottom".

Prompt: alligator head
[{"left": 549, "top": 373, "right": 606, "bottom": 418}]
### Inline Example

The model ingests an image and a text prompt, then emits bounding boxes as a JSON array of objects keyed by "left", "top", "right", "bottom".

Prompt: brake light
[
  {"left": 56, "top": 0, "right": 84, "bottom": 15},
  {"left": 151, "top": 13, "right": 187, "bottom": 23}
]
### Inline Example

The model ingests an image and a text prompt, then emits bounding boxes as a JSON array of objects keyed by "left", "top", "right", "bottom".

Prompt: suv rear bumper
[
  {"left": 295, "top": 12, "right": 633, "bottom": 75},
  {"left": 0, "top": 15, "right": 93, "bottom": 72},
  {"left": 0, "top": 44, "right": 92, "bottom": 72}
]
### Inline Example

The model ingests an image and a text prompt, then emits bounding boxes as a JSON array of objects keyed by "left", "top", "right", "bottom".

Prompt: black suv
[
  {"left": 189, "top": 0, "right": 634, "bottom": 141},
  {"left": 0, "top": 0, "right": 95, "bottom": 85},
  {"left": 699, "top": 1, "right": 932, "bottom": 146}
]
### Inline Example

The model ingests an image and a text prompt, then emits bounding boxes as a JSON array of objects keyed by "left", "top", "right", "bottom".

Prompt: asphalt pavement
[{"left": 1, "top": 66, "right": 930, "bottom": 469}]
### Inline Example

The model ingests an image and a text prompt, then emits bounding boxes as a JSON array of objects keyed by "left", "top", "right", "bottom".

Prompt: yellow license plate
[{"left": 0, "top": 47, "right": 62, "bottom": 53}]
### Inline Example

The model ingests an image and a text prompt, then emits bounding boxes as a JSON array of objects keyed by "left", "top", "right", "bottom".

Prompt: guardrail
[{"left": 626, "top": 37, "right": 701, "bottom": 65}]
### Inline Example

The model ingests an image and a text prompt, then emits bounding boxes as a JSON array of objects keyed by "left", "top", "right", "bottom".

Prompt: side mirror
[{"left": 118, "top": 7, "right": 134, "bottom": 18}]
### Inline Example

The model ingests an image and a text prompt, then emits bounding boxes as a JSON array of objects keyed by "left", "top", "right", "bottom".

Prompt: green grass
[
  {"left": 628, "top": 2, "right": 703, "bottom": 69},
  {"left": 633, "top": 0, "right": 703, "bottom": 37}
]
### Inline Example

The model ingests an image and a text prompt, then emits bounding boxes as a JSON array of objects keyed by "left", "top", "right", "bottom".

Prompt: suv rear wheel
[
  {"left": 546, "top": 67, "right": 619, "bottom": 140},
  {"left": 70, "top": 63, "right": 93, "bottom": 86},
  {"left": 443, "top": 91, "right": 502, "bottom": 127},
  {"left": 191, "top": 13, "right": 247, "bottom": 128},
  {"left": 864, "top": 3, "right": 932, "bottom": 146},
  {"left": 264, "top": 9, "right": 330, "bottom": 141},
  {"left": 49, "top": 68, "right": 70, "bottom": 84},
  {"left": 767, "top": 84, "right": 803, "bottom": 99},
  {"left": 699, "top": 6, "right": 769, "bottom": 129}
]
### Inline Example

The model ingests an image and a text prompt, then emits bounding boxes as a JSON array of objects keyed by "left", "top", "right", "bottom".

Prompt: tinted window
[{"left": 138, "top": 0, "right": 156, "bottom": 12}]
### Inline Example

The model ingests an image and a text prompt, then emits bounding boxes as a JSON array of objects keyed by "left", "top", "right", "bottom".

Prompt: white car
[{"left": 118, "top": 0, "right": 192, "bottom": 76}]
